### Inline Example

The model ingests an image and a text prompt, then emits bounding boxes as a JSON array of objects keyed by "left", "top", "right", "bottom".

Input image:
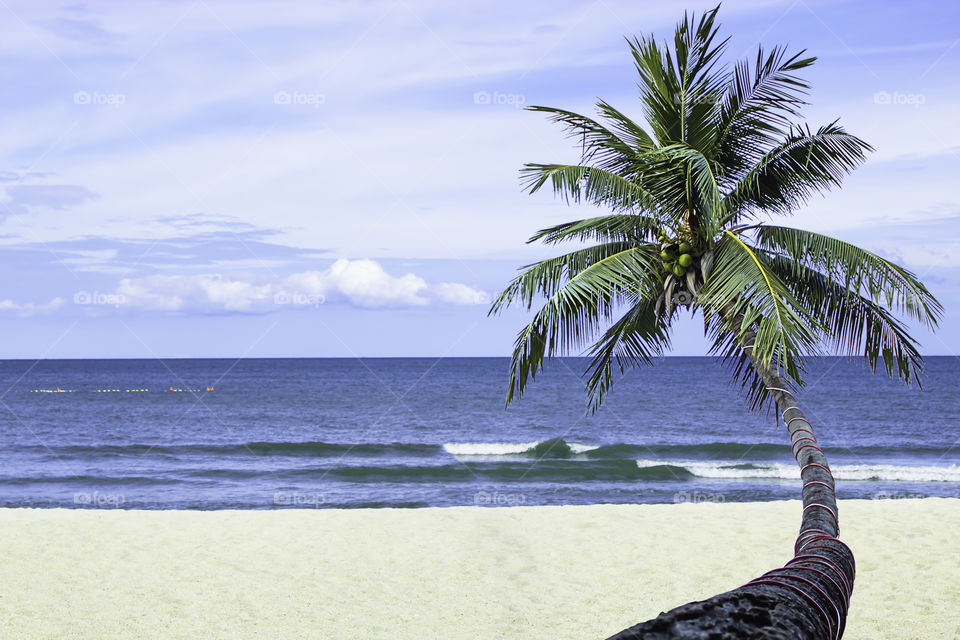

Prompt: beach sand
[{"left": 1, "top": 499, "right": 957, "bottom": 639}]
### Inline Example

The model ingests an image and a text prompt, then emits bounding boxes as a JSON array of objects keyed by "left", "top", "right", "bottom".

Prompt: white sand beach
[{"left": 1, "top": 499, "right": 957, "bottom": 639}]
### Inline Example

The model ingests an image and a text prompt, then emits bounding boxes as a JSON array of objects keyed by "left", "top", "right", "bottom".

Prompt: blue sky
[{"left": 0, "top": 0, "right": 958, "bottom": 359}]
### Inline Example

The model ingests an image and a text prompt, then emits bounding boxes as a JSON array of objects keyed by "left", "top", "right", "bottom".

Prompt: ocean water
[{"left": 0, "top": 357, "right": 957, "bottom": 509}]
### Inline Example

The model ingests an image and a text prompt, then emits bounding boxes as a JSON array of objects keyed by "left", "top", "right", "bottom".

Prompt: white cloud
[
  {"left": 433, "top": 282, "right": 491, "bottom": 305},
  {"left": 115, "top": 274, "right": 273, "bottom": 312},
  {"left": 286, "top": 259, "right": 430, "bottom": 308},
  {"left": 0, "top": 297, "right": 65, "bottom": 316},
  {"left": 105, "top": 259, "right": 486, "bottom": 313}
]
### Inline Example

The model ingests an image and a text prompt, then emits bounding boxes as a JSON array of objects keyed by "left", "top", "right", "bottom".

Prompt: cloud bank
[{"left": 100, "top": 258, "right": 487, "bottom": 313}]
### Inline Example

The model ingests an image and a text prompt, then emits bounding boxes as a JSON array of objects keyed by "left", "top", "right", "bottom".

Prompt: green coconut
[
  {"left": 678, "top": 242, "right": 692, "bottom": 254},
  {"left": 673, "top": 264, "right": 686, "bottom": 276},
  {"left": 678, "top": 253, "right": 694, "bottom": 267},
  {"left": 660, "top": 249, "right": 675, "bottom": 261}
]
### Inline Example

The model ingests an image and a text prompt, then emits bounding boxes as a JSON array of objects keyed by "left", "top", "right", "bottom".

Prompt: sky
[{"left": 0, "top": 0, "right": 958, "bottom": 359}]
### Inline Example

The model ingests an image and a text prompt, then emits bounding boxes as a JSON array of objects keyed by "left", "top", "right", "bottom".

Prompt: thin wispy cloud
[
  {"left": 1, "top": 184, "right": 99, "bottom": 216},
  {"left": 0, "top": 297, "right": 65, "bottom": 316}
]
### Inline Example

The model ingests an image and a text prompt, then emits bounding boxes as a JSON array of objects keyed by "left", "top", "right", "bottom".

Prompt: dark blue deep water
[{"left": 0, "top": 357, "right": 957, "bottom": 509}]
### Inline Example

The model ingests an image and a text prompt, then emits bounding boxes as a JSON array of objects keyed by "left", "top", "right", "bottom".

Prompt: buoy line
[{"left": 28, "top": 387, "right": 215, "bottom": 394}]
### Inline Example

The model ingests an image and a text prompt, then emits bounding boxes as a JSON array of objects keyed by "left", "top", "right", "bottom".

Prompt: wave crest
[
  {"left": 443, "top": 438, "right": 599, "bottom": 458},
  {"left": 636, "top": 459, "right": 960, "bottom": 483}
]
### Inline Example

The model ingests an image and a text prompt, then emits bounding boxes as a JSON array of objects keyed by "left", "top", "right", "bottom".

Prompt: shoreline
[{"left": 1, "top": 499, "right": 957, "bottom": 639}]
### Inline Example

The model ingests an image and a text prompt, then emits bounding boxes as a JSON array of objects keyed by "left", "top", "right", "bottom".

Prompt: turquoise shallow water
[{"left": 0, "top": 357, "right": 957, "bottom": 508}]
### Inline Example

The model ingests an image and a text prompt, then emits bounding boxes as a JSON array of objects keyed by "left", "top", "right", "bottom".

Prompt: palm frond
[
  {"left": 627, "top": 5, "right": 728, "bottom": 148},
  {"left": 764, "top": 253, "right": 929, "bottom": 385},
  {"left": 753, "top": 225, "right": 942, "bottom": 327},
  {"left": 521, "top": 164, "right": 657, "bottom": 213},
  {"left": 627, "top": 34, "right": 681, "bottom": 145},
  {"left": 500, "top": 245, "right": 662, "bottom": 404},
  {"left": 723, "top": 123, "right": 872, "bottom": 222},
  {"left": 526, "top": 214, "right": 660, "bottom": 245},
  {"left": 699, "top": 231, "right": 820, "bottom": 380},
  {"left": 642, "top": 144, "right": 725, "bottom": 233},
  {"left": 719, "top": 46, "right": 813, "bottom": 131},
  {"left": 594, "top": 99, "right": 658, "bottom": 152},
  {"left": 489, "top": 241, "right": 634, "bottom": 314},
  {"left": 524, "top": 106, "right": 641, "bottom": 175},
  {"left": 714, "top": 46, "right": 814, "bottom": 174},
  {"left": 584, "top": 297, "right": 671, "bottom": 411}
]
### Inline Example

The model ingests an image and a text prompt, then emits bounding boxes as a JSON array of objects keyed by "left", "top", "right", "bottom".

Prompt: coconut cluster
[{"left": 657, "top": 233, "right": 697, "bottom": 276}]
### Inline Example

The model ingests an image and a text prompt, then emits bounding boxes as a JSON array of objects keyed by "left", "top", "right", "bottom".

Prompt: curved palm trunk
[{"left": 607, "top": 331, "right": 855, "bottom": 640}]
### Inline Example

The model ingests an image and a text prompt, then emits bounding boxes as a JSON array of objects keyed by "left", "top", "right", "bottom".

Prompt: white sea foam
[
  {"left": 635, "top": 459, "right": 960, "bottom": 482},
  {"left": 832, "top": 463, "right": 960, "bottom": 483},
  {"left": 443, "top": 442, "right": 541, "bottom": 456},
  {"left": 568, "top": 442, "right": 601, "bottom": 454},
  {"left": 636, "top": 459, "right": 800, "bottom": 479},
  {"left": 443, "top": 440, "right": 600, "bottom": 457}
]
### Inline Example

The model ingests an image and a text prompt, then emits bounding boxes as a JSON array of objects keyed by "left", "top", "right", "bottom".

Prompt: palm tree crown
[{"left": 491, "top": 6, "right": 942, "bottom": 412}]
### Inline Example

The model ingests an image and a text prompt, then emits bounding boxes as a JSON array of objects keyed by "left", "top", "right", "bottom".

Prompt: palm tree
[{"left": 490, "top": 7, "right": 941, "bottom": 639}]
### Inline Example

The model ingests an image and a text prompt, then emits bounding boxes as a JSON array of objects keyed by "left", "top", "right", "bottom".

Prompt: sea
[{"left": 0, "top": 357, "right": 957, "bottom": 510}]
